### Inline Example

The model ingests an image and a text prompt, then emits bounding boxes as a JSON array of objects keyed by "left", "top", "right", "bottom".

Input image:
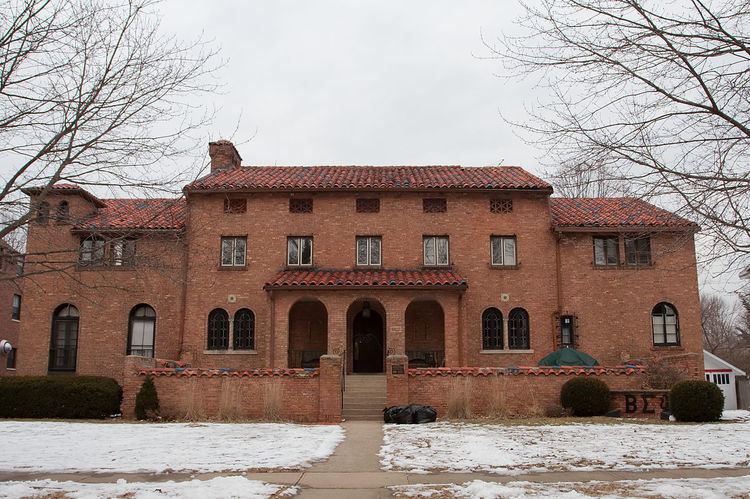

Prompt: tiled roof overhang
[
  {"left": 22, "top": 183, "right": 107, "bottom": 208},
  {"left": 264, "top": 269, "right": 468, "bottom": 290}
]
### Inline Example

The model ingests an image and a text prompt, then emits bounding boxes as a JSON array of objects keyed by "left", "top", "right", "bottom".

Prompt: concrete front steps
[{"left": 342, "top": 374, "right": 386, "bottom": 421}]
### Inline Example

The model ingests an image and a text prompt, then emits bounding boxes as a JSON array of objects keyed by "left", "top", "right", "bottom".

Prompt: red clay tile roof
[
  {"left": 185, "top": 165, "right": 552, "bottom": 192},
  {"left": 74, "top": 198, "right": 186, "bottom": 231},
  {"left": 264, "top": 269, "right": 467, "bottom": 289},
  {"left": 22, "top": 183, "right": 106, "bottom": 207},
  {"left": 550, "top": 197, "right": 698, "bottom": 230}
]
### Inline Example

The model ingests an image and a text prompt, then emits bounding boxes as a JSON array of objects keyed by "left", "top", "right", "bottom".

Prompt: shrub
[
  {"left": 669, "top": 380, "right": 724, "bottom": 422},
  {"left": 135, "top": 376, "right": 160, "bottom": 420},
  {"left": 560, "top": 377, "right": 611, "bottom": 416},
  {"left": 0, "top": 376, "right": 121, "bottom": 419}
]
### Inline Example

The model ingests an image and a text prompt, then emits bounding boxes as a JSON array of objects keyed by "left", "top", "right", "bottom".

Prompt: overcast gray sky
[{"left": 158, "top": 0, "right": 538, "bottom": 170}]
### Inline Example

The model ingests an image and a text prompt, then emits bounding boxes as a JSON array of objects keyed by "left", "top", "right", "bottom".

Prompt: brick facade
[
  {"left": 14, "top": 141, "right": 704, "bottom": 420},
  {"left": 0, "top": 240, "right": 21, "bottom": 376}
]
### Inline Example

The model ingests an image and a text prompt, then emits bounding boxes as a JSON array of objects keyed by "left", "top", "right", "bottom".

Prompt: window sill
[
  {"left": 480, "top": 349, "right": 534, "bottom": 354},
  {"left": 355, "top": 265, "right": 383, "bottom": 270},
  {"left": 5, "top": 368, "right": 16, "bottom": 371},
  {"left": 217, "top": 265, "right": 248, "bottom": 271},
  {"left": 651, "top": 345, "right": 683, "bottom": 351},
  {"left": 285, "top": 265, "right": 314, "bottom": 270},
  {"left": 76, "top": 264, "right": 136, "bottom": 271},
  {"left": 203, "top": 349, "right": 258, "bottom": 355},
  {"left": 488, "top": 264, "right": 520, "bottom": 270},
  {"left": 421, "top": 265, "right": 452, "bottom": 270},
  {"left": 11, "top": 319, "right": 19, "bottom": 323},
  {"left": 592, "top": 263, "right": 654, "bottom": 270}
]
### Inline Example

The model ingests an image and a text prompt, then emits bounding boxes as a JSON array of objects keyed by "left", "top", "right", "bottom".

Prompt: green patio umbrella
[{"left": 538, "top": 348, "right": 599, "bottom": 367}]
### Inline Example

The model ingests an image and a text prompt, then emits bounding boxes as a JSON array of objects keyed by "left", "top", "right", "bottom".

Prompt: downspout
[
  {"left": 269, "top": 289, "right": 275, "bottom": 368},
  {"left": 177, "top": 196, "right": 191, "bottom": 361}
]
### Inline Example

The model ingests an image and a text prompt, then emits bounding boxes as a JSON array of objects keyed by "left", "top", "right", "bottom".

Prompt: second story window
[
  {"left": 12, "top": 294, "right": 21, "bottom": 320},
  {"left": 593, "top": 236, "right": 619, "bottom": 267},
  {"left": 220, "top": 236, "right": 246, "bottom": 267},
  {"left": 36, "top": 201, "right": 49, "bottom": 224},
  {"left": 111, "top": 239, "right": 136, "bottom": 267},
  {"left": 356, "top": 236, "right": 382, "bottom": 266},
  {"left": 423, "top": 236, "right": 449, "bottom": 267},
  {"left": 491, "top": 236, "right": 517, "bottom": 266},
  {"left": 356, "top": 198, "right": 380, "bottom": 213},
  {"left": 625, "top": 236, "right": 651, "bottom": 266},
  {"left": 79, "top": 237, "right": 106, "bottom": 266},
  {"left": 224, "top": 198, "right": 247, "bottom": 214},
  {"left": 288, "top": 236, "right": 313, "bottom": 266}
]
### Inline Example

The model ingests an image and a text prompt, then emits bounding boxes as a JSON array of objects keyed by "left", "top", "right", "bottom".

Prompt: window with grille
[
  {"left": 233, "top": 309, "right": 255, "bottom": 350},
  {"left": 128, "top": 305, "right": 156, "bottom": 357},
  {"left": 11, "top": 294, "right": 21, "bottom": 320},
  {"left": 490, "top": 199, "right": 513, "bottom": 214},
  {"left": 288, "top": 236, "right": 313, "bottom": 266},
  {"left": 593, "top": 236, "right": 619, "bottom": 266},
  {"left": 36, "top": 202, "right": 49, "bottom": 224},
  {"left": 49, "top": 304, "right": 79, "bottom": 371},
  {"left": 652, "top": 303, "right": 679, "bottom": 346},
  {"left": 356, "top": 236, "right": 382, "bottom": 266},
  {"left": 56, "top": 201, "right": 70, "bottom": 222},
  {"left": 482, "top": 308, "right": 503, "bottom": 350},
  {"left": 423, "top": 198, "right": 447, "bottom": 213},
  {"left": 220, "top": 236, "right": 247, "bottom": 267},
  {"left": 289, "top": 198, "right": 313, "bottom": 213},
  {"left": 508, "top": 308, "right": 530, "bottom": 350},
  {"left": 560, "top": 315, "right": 575, "bottom": 347},
  {"left": 207, "top": 308, "right": 229, "bottom": 349},
  {"left": 356, "top": 198, "right": 380, "bottom": 213},
  {"left": 491, "top": 236, "right": 517, "bottom": 266},
  {"left": 625, "top": 236, "right": 651, "bottom": 266},
  {"left": 224, "top": 198, "right": 247, "bottom": 214},
  {"left": 423, "top": 236, "right": 449, "bottom": 266}
]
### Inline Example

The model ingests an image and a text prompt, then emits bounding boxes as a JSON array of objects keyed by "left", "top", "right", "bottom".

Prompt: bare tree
[
  {"left": 491, "top": 0, "right": 749, "bottom": 271},
  {"left": 702, "top": 293, "right": 738, "bottom": 354},
  {"left": 0, "top": 0, "right": 220, "bottom": 247}
]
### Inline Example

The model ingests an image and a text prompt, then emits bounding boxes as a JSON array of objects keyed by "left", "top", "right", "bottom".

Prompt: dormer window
[
  {"left": 56, "top": 201, "right": 70, "bottom": 222},
  {"left": 36, "top": 202, "right": 49, "bottom": 224}
]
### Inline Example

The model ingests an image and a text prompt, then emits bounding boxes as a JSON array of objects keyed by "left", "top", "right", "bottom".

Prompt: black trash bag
[
  {"left": 383, "top": 405, "right": 413, "bottom": 424},
  {"left": 411, "top": 404, "right": 437, "bottom": 424}
]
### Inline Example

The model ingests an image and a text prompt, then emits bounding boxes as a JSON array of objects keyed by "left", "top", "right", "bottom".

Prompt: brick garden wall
[{"left": 121, "top": 354, "right": 342, "bottom": 422}]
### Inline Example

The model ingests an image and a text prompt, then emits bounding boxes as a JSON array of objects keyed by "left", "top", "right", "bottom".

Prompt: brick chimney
[{"left": 208, "top": 139, "right": 242, "bottom": 172}]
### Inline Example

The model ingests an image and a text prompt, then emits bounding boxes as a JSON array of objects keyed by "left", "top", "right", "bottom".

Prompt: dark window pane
[
  {"left": 482, "top": 308, "right": 503, "bottom": 350},
  {"left": 207, "top": 309, "right": 229, "bottom": 349},
  {"left": 233, "top": 309, "right": 255, "bottom": 350},
  {"left": 508, "top": 308, "right": 530, "bottom": 350}
]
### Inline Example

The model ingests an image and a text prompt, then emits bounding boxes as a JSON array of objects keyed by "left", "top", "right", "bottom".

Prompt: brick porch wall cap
[
  {"left": 137, "top": 367, "right": 319, "bottom": 378},
  {"left": 408, "top": 366, "right": 646, "bottom": 377}
]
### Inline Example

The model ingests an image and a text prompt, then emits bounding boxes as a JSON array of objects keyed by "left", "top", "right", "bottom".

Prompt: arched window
[
  {"left": 207, "top": 308, "right": 229, "bottom": 349},
  {"left": 233, "top": 308, "right": 255, "bottom": 350},
  {"left": 49, "top": 304, "right": 79, "bottom": 371},
  {"left": 56, "top": 201, "right": 69, "bottom": 222},
  {"left": 508, "top": 308, "right": 530, "bottom": 350},
  {"left": 36, "top": 201, "right": 49, "bottom": 224},
  {"left": 482, "top": 308, "right": 503, "bottom": 350},
  {"left": 652, "top": 303, "right": 679, "bottom": 346},
  {"left": 128, "top": 305, "right": 156, "bottom": 357}
]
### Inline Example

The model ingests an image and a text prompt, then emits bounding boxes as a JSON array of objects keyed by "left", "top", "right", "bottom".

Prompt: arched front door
[{"left": 353, "top": 309, "right": 384, "bottom": 373}]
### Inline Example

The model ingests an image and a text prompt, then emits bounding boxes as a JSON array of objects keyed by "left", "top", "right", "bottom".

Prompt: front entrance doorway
[{"left": 352, "top": 309, "right": 384, "bottom": 373}]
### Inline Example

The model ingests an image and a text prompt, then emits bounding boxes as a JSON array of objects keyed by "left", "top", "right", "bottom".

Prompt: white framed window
[
  {"left": 356, "top": 236, "right": 382, "bottom": 266},
  {"left": 79, "top": 237, "right": 105, "bottom": 266},
  {"left": 652, "top": 302, "right": 679, "bottom": 346},
  {"left": 594, "top": 236, "right": 619, "bottom": 266},
  {"left": 423, "top": 236, "right": 449, "bottom": 267},
  {"left": 288, "top": 236, "right": 313, "bottom": 266},
  {"left": 220, "top": 236, "right": 247, "bottom": 267},
  {"left": 491, "top": 236, "right": 517, "bottom": 266},
  {"left": 111, "top": 239, "right": 136, "bottom": 266}
]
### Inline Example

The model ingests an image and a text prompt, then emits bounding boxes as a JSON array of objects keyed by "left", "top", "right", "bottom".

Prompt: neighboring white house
[{"left": 704, "top": 350, "right": 746, "bottom": 410}]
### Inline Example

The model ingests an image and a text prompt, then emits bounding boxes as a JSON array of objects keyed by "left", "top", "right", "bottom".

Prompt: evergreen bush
[
  {"left": 0, "top": 376, "right": 121, "bottom": 419},
  {"left": 560, "top": 377, "right": 611, "bottom": 416},
  {"left": 669, "top": 380, "right": 724, "bottom": 422},
  {"left": 135, "top": 375, "right": 160, "bottom": 420}
]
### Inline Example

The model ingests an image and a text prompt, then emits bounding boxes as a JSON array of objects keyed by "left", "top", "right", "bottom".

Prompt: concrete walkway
[{"left": 3, "top": 421, "right": 750, "bottom": 497}]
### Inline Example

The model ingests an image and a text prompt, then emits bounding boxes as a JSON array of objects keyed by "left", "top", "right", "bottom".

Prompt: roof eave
[
  {"left": 553, "top": 224, "right": 700, "bottom": 233},
  {"left": 263, "top": 284, "right": 468, "bottom": 291},
  {"left": 184, "top": 186, "right": 553, "bottom": 195}
]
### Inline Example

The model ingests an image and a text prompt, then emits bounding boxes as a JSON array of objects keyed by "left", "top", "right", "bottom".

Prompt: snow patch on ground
[
  {"left": 380, "top": 421, "right": 750, "bottom": 474},
  {"left": 721, "top": 409, "right": 750, "bottom": 421},
  {"left": 0, "top": 422, "right": 343, "bottom": 473},
  {"left": 392, "top": 475, "right": 750, "bottom": 498},
  {"left": 0, "top": 476, "right": 296, "bottom": 499}
]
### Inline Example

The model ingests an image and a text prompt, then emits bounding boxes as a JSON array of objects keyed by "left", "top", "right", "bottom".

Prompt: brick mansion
[{"left": 9, "top": 140, "right": 703, "bottom": 420}]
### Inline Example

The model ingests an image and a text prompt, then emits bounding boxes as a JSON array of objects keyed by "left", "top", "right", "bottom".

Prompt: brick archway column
[
  {"left": 272, "top": 292, "right": 292, "bottom": 368},
  {"left": 325, "top": 294, "right": 346, "bottom": 355},
  {"left": 384, "top": 294, "right": 410, "bottom": 356},
  {"left": 440, "top": 293, "right": 461, "bottom": 368}
]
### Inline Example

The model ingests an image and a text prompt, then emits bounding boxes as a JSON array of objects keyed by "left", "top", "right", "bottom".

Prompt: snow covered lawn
[
  {"left": 392, "top": 475, "right": 750, "bottom": 498},
  {"left": 380, "top": 421, "right": 750, "bottom": 474},
  {"left": 0, "top": 476, "right": 295, "bottom": 499},
  {"left": 0, "top": 421, "right": 343, "bottom": 473}
]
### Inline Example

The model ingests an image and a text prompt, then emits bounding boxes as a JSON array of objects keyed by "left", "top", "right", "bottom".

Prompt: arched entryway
[
  {"left": 405, "top": 300, "right": 445, "bottom": 368},
  {"left": 288, "top": 300, "right": 328, "bottom": 368},
  {"left": 347, "top": 299, "right": 386, "bottom": 373}
]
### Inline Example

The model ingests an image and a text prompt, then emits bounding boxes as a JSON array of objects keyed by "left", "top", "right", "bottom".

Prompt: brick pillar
[
  {"left": 327, "top": 297, "right": 346, "bottom": 355},
  {"left": 121, "top": 355, "right": 157, "bottom": 419},
  {"left": 386, "top": 354, "right": 409, "bottom": 407},
  {"left": 386, "top": 298, "right": 408, "bottom": 356},
  {"left": 443, "top": 295, "right": 460, "bottom": 367},
  {"left": 318, "top": 354, "right": 342, "bottom": 422},
  {"left": 274, "top": 295, "right": 290, "bottom": 368}
]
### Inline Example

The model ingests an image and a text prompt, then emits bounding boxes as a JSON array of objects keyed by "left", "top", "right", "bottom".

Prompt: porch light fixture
[
  {"left": 0, "top": 340, "right": 12, "bottom": 355},
  {"left": 362, "top": 301, "right": 371, "bottom": 318}
]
